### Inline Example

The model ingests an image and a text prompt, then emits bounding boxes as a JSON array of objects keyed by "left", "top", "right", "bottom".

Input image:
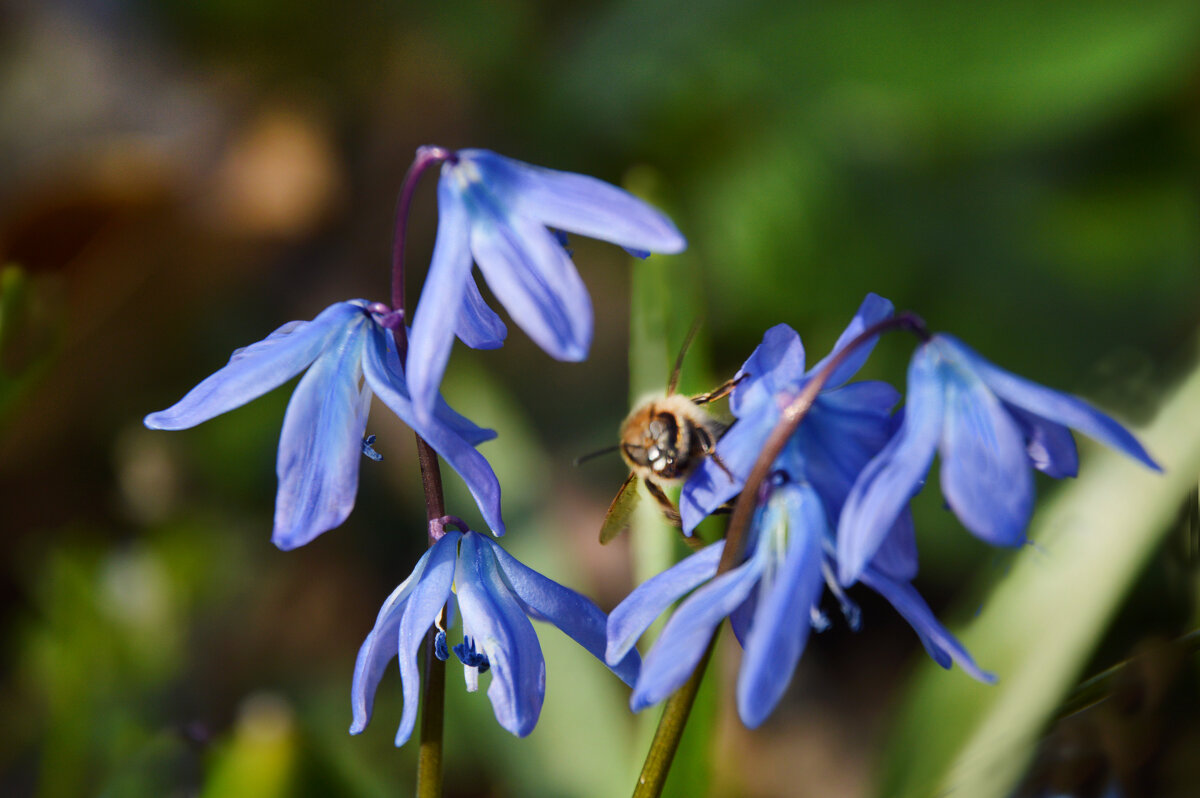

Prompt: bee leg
[
  {"left": 710, "top": 499, "right": 736, "bottom": 516},
  {"left": 643, "top": 479, "right": 682, "bottom": 528},
  {"left": 690, "top": 372, "right": 750, "bottom": 406},
  {"left": 694, "top": 425, "right": 736, "bottom": 482},
  {"left": 710, "top": 451, "right": 735, "bottom": 481}
]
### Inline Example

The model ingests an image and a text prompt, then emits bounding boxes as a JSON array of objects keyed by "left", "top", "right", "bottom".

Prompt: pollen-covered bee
[{"left": 598, "top": 327, "right": 741, "bottom": 545}]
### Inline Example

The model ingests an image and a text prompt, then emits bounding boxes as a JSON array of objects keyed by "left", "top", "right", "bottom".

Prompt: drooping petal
[
  {"left": 729, "top": 323, "right": 806, "bottom": 417},
  {"left": 484, "top": 537, "right": 640, "bottom": 686},
  {"left": 806, "top": 293, "right": 895, "bottom": 388},
  {"left": 938, "top": 359, "right": 1034, "bottom": 548},
  {"left": 606, "top": 541, "right": 724, "bottom": 664},
  {"left": 350, "top": 530, "right": 459, "bottom": 740},
  {"left": 376, "top": 324, "right": 497, "bottom": 446},
  {"left": 272, "top": 318, "right": 370, "bottom": 550},
  {"left": 869, "top": 508, "right": 919, "bottom": 582},
  {"left": 631, "top": 550, "right": 763, "bottom": 712},
  {"left": 393, "top": 532, "right": 461, "bottom": 746},
  {"left": 144, "top": 302, "right": 361, "bottom": 430},
  {"left": 407, "top": 174, "right": 476, "bottom": 424},
  {"left": 838, "top": 344, "right": 945, "bottom": 585},
  {"left": 859, "top": 566, "right": 995, "bottom": 684},
  {"left": 362, "top": 324, "right": 506, "bottom": 535},
  {"left": 456, "top": 532, "right": 546, "bottom": 738},
  {"left": 455, "top": 274, "right": 508, "bottom": 350},
  {"left": 471, "top": 211, "right": 593, "bottom": 362},
  {"left": 937, "top": 334, "right": 1159, "bottom": 472},
  {"left": 737, "top": 485, "right": 826, "bottom": 728},
  {"left": 463, "top": 149, "right": 687, "bottom": 254},
  {"left": 1004, "top": 402, "right": 1079, "bottom": 479}
]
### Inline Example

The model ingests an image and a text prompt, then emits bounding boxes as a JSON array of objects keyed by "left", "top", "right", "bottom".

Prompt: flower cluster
[
  {"left": 146, "top": 147, "right": 683, "bottom": 740},
  {"left": 146, "top": 142, "right": 1159, "bottom": 754},
  {"left": 608, "top": 293, "right": 1159, "bottom": 726}
]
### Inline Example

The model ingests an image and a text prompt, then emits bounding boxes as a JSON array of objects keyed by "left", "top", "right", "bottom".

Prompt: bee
[{"left": 597, "top": 326, "right": 742, "bottom": 545}]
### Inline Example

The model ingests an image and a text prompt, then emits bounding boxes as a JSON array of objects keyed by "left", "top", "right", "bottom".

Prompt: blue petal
[
  {"left": 796, "top": 381, "right": 901, "bottom": 516},
  {"left": 606, "top": 541, "right": 724, "bottom": 664},
  {"left": 737, "top": 485, "right": 827, "bottom": 728},
  {"left": 377, "top": 325, "right": 496, "bottom": 446},
  {"left": 870, "top": 509, "right": 919, "bottom": 582},
  {"left": 937, "top": 349, "right": 1033, "bottom": 548},
  {"left": 1004, "top": 402, "right": 1078, "bottom": 479},
  {"left": 729, "top": 324, "right": 806, "bottom": 417},
  {"left": 483, "top": 536, "right": 640, "bottom": 686},
  {"left": 456, "top": 532, "right": 545, "bottom": 737},
  {"left": 630, "top": 547, "right": 763, "bottom": 712},
  {"left": 272, "top": 318, "right": 370, "bottom": 550},
  {"left": 837, "top": 344, "right": 945, "bottom": 585},
  {"left": 463, "top": 149, "right": 687, "bottom": 254},
  {"left": 362, "top": 324, "right": 506, "bottom": 535},
  {"left": 393, "top": 532, "right": 461, "bottom": 746},
  {"left": 350, "top": 530, "right": 459, "bottom": 741},
  {"left": 859, "top": 566, "right": 995, "bottom": 683},
  {"left": 471, "top": 211, "right": 593, "bottom": 362},
  {"left": 144, "top": 302, "right": 361, "bottom": 430},
  {"left": 455, "top": 274, "right": 508, "bottom": 350},
  {"left": 938, "top": 334, "right": 1160, "bottom": 472},
  {"left": 806, "top": 293, "right": 895, "bottom": 388},
  {"left": 406, "top": 174, "right": 476, "bottom": 424}
]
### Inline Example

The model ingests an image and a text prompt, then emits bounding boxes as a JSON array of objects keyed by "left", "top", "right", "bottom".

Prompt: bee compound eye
[{"left": 623, "top": 444, "right": 650, "bottom": 466}]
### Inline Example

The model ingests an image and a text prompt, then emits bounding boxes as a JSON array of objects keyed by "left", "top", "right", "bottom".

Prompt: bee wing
[{"left": 599, "top": 472, "right": 641, "bottom": 544}]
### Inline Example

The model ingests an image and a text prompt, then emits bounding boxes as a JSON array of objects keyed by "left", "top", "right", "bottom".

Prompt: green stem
[{"left": 631, "top": 638, "right": 717, "bottom": 798}]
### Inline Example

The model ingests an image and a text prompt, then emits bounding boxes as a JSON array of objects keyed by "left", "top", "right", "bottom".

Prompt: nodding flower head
[
  {"left": 144, "top": 300, "right": 505, "bottom": 549},
  {"left": 351, "top": 529, "right": 640, "bottom": 746},
  {"left": 608, "top": 475, "right": 993, "bottom": 729},
  {"left": 837, "top": 333, "right": 1160, "bottom": 585},
  {"left": 405, "top": 147, "right": 687, "bottom": 424}
]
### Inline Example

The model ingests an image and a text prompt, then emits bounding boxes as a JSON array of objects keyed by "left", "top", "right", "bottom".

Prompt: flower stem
[
  {"left": 391, "top": 146, "right": 456, "bottom": 798},
  {"left": 629, "top": 311, "right": 927, "bottom": 797},
  {"left": 391, "top": 146, "right": 455, "bottom": 315},
  {"left": 414, "top": 435, "right": 448, "bottom": 798},
  {"left": 631, "top": 638, "right": 717, "bottom": 798}
]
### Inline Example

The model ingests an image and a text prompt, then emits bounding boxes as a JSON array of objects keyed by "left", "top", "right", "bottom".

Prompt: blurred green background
[{"left": 1, "top": 1, "right": 1198, "bottom": 796}]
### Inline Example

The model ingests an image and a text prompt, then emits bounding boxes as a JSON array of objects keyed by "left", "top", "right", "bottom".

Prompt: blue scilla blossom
[
  {"left": 351, "top": 529, "right": 641, "bottom": 745},
  {"left": 144, "top": 300, "right": 504, "bottom": 549},
  {"left": 607, "top": 476, "right": 993, "bottom": 728},
  {"left": 680, "top": 294, "right": 914, "bottom": 566},
  {"left": 406, "top": 148, "right": 687, "bottom": 422},
  {"left": 836, "top": 333, "right": 1160, "bottom": 585}
]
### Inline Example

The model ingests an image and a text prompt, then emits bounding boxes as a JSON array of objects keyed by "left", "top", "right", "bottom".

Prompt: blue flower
[
  {"left": 607, "top": 476, "right": 993, "bottom": 729},
  {"left": 406, "top": 148, "right": 687, "bottom": 422},
  {"left": 144, "top": 300, "right": 504, "bottom": 549},
  {"left": 837, "top": 333, "right": 1161, "bottom": 585},
  {"left": 680, "top": 293, "right": 910, "bottom": 556},
  {"left": 351, "top": 529, "right": 641, "bottom": 745},
  {"left": 609, "top": 298, "right": 993, "bottom": 727}
]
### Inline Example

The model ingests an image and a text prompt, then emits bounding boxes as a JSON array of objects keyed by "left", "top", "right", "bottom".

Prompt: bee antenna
[
  {"left": 573, "top": 445, "right": 621, "bottom": 467},
  {"left": 667, "top": 318, "right": 704, "bottom": 396}
]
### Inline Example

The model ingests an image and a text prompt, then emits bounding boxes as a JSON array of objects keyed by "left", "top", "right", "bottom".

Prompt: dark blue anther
[
  {"left": 433, "top": 629, "right": 449, "bottom": 661},
  {"left": 550, "top": 228, "right": 574, "bottom": 256},
  {"left": 361, "top": 434, "right": 383, "bottom": 461},
  {"left": 453, "top": 636, "right": 490, "bottom": 671}
]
